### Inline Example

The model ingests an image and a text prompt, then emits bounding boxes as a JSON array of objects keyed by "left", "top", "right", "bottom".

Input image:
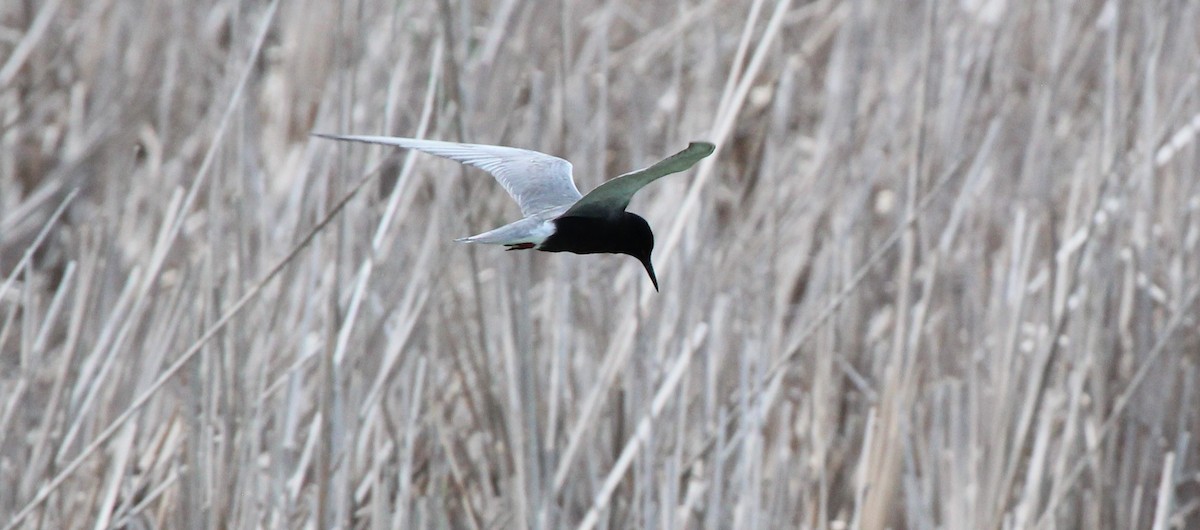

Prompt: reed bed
[{"left": 2, "top": 0, "right": 1198, "bottom": 528}]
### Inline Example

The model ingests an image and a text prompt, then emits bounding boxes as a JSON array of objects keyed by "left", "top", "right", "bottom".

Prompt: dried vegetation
[{"left": 2, "top": 0, "right": 1199, "bottom": 528}]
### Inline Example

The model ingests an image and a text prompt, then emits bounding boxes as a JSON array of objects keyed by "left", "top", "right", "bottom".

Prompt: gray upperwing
[
  {"left": 313, "top": 134, "right": 584, "bottom": 217},
  {"left": 563, "top": 142, "right": 716, "bottom": 218}
]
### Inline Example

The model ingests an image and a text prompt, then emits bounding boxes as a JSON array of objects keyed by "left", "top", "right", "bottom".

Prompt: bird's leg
[{"left": 505, "top": 243, "right": 536, "bottom": 251}]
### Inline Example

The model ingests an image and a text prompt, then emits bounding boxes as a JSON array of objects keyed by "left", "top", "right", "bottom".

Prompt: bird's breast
[{"left": 538, "top": 216, "right": 625, "bottom": 255}]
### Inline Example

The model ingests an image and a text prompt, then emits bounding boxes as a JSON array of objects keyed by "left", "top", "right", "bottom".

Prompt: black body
[{"left": 540, "top": 213, "right": 659, "bottom": 290}]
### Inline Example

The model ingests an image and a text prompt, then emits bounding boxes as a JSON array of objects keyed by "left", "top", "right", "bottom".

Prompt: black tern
[{"left": 314, "top": 134, "right": 716, "bottom": 291}]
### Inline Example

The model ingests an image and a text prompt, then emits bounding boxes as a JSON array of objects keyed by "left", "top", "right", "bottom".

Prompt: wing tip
[
  {"left": 312, "top": 132, "right": 354, "bottom": 143},
  {"left": 687, "top": 141, "right": 717, "bottom": 157}
]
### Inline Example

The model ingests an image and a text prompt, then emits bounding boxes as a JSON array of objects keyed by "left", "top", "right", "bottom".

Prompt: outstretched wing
[
  {"left": 563, "top": 142, "right": 716, "bottom": 218},
  {"left": 314, "top": 134, "right": 584, "bottom": 217}
]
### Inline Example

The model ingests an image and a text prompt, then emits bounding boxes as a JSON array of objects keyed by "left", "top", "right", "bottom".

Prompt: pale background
[{"left": 1, "top": 0, "right": 1199, "bottom": 528}]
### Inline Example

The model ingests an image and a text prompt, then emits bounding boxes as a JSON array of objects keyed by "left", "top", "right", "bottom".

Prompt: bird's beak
[{"left": 640, "top": 257, "right": 659, "bottom": 292}]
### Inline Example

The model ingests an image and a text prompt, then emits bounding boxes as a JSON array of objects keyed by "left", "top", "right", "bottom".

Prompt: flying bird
[{"left": 314, "top": 134, "right": 716, "bottom": 291}]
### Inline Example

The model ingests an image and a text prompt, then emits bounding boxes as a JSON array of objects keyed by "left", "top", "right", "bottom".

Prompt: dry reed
[{"left": 2, "top": 0, "right": 1199, "bottom": 528}]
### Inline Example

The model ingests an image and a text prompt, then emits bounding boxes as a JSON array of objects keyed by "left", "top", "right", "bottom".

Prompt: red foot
[{"left": 505, "top": 243, "right": 536, "bottom": 251}]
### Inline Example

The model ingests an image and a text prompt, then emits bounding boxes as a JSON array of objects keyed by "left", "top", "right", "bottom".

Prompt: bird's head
[{"left": 620, "top": 213, "right": 658, "bottom": 291}]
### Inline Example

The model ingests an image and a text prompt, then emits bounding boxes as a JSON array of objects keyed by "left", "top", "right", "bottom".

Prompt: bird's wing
[
  {"left": 314, "top": 134, "right": 583, "bottom": 217},
  {"left": 563, "top": 142, "right": 716, "bottom": 218}
]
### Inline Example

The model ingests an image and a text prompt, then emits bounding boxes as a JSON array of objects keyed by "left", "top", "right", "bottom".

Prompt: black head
[
  {"left": 619, "top": 213, "right": 658, "bottom": 291},
  {"left": 541, "top": 213, "right": 660, "bottom": 291}
]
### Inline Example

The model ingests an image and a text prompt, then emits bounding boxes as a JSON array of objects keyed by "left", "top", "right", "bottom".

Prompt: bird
[{"left": 313, "top": 134, "right": 716, "bottom": 291}]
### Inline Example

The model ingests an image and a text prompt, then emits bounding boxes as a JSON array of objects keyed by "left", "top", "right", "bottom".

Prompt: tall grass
[{"left": 2, "top": 0, "right": 1199, "bottom": 528}]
